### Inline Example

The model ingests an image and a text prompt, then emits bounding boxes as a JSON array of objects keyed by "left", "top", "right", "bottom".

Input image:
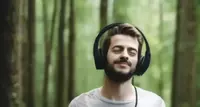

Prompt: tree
[
  {"left": 99, "top": 0, "right": 108, "bottom": 50},
  {"left": 42, "top": 0, "right": 53, "bottom": 106},
  {"left": 100, "top": 0, "right": 108, "bottom": 28},
  {"left": 27, "top": 0, "right": 36, "bottom": 106},
  {"left": 67, "top": 0, "right": 76, "bottom": 102},
  {"left": 0, "top": 0, "right": 28, "bottom": 106},
  {"left": 196, "top": 33, "right": 200, "bottom": 107},
  {"left": 158, "top": 0, "right": 164, "bottom": 98},
  {"left": 0, "top": 0, "right": 14, "bottom": 106},
  {"left": 56, "top": 0, "right": 67, "bottom": 106},
  {"left": 13, "top": 0, "right": 28, "bottom": 106},
  {"left": 196, "top": 3, "right": 200, "bottom": 107},
  {"left": 171, "top": 0, "right": 198, "bottom": 107},
  {"left": 42, "top": 0, "right": 50, "bottom": 105}
]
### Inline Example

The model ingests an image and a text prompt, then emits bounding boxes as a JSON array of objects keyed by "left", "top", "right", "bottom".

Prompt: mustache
[{"left": 114, "top": 58, "right": 132, "bottom": 67}]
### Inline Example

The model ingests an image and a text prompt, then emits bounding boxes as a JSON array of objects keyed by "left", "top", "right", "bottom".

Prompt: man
[{"left": 68, "top": 23, "right": 166, "bottom": 107}]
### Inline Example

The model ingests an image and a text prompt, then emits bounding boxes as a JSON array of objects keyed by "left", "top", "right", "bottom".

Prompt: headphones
[{"left": 93, "top": 23, "right": 151, "bottom": 76}]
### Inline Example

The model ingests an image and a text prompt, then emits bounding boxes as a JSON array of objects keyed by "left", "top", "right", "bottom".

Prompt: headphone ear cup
[
  {"left": 135, "top": 54, "right": 150, "bottom": 76},
  {"left": 94, "top": 49, "right": 105, "bottom": 69},
  {"left": 135, "top": 56, "right": 145, "bottom": 76},
  {"left": 140, "top": 56, "right": 145, "bottom": 64}
]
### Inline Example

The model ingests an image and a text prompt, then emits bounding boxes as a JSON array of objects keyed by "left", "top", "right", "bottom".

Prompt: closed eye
[
  {"left": 112, "top": 47, "right": 122, "bottom": 53},
  {"left": 129, "top": 51, "right": 136, "bottom": 56},
  {"left": 112, "top": 45, "right": 123, "bottom": 51},
  {"left": 128, "top": 48, "right": 137, "bottom": 56}
]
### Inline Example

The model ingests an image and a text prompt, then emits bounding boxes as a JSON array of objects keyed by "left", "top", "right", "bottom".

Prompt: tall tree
[
  {"left": 42, "top": 0, "right": 49, "bottom": 106},
  {"left": 158, "top": 0, "right": 164, "bottom": 98},
  {"left": 67, "top": 0, "right": 76, "bottom": 102},
  {"left": 0, "top": 0, "right": 14, "bottom": 106},
  {"left": 56, "top": 0, "right": 67, "bottom": 106},
  {"left": 42, "top": 0, "right": 58, "bottom": 106},
  {"left": 196, "top": 36, "right": 200, "bottom": 107},
  {"left": 27, "top": 0, "right": 36, "bottom": 106},
  {"left": 171, "top": 0, "right": 198, "bottom": 107},
  {"left": 99, "top": 0, "right": 108, "bottom": 48},
  {"left": 12, "top": 0, "right": 27, "bottom": 106},
  {"left": 100, "top": 0, "right": 108, "bottom": 28},
  {"left": 0, "top": 0, "right": 28, "bottom": 106},
  {"left": 196, "top": 3, "right": 200, "bottom": 107},
  {"left": 21, "top": 0, "right": 28, "bottom": 106}
]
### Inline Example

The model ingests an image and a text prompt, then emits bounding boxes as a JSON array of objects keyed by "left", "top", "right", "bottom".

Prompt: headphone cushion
[
  {"left": 134, "top": 56, "right": 145, "bottom": 75},
  {"left": 95, "top": 49, "right": 105, "bottom": 69},
  {"left": 135, "top": 55, "right": 150, "bottom": 76}
]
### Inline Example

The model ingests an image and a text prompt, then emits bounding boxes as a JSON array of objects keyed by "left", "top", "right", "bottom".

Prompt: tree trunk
[
  {"left": 100, "top": 0, "right": 108, "bottom": 29},
  {"left": 56, "top": 0, "right": 67, "bottom": 106},
  {"left": 49, "top": 0, "right": 57, "bottom": 50},
  {"left": 21, "top": 0, "right": 28, "bottom": 106},
  {"left": 158, "top": 0, "right": 164, "bottom": 98},
  {"left": 0, "top": 0, "right": 28, "bottom": 106},
  {"left": 67, "top": 0, "right": 76, "bottom": 103},
  {"left": 50, "top": 1, "right": 58, "bottom": 106},
  {"left": 42, "top": 0, "right": 50, "bottom": 106},
  {"left": 196, "top": 4, "right": 200, "bottom": 107},
  {"left": 0, "top": 0, "right": 15, "bottom": 106},
  {"left": 13, "top": 0, "right": 27, "bottom": 106},
  {"left": 43, "top": 0, "right": 57, "bottom": 106},
  {"left": 171, "top": 0, "right": 197, "bottom": 107},
  {"left": 99, "top": 0, "right": 108, "bottom": 54},
  {"left": 27, "top": 0, "right": 36, "bottom": 106},
  {"left": 197, "top": 35, "right": 200, "bottom": 107}
]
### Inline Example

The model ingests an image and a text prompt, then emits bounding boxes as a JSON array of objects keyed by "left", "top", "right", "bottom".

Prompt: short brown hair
[{"left": 101, "top": 23, "right": 143, "bottom": 60}]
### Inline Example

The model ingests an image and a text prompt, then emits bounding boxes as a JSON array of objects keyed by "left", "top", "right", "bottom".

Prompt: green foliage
[
  {"left": 113, "top": 0, "right": 137, "bottom": 23},
  {"left": 198, "top": 0, "right": 200, "bottom": 5}
]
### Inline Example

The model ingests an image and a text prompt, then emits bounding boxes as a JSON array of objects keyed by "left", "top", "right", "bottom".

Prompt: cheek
[
  {"left": 130, "top": 57, "right": 138, "bottom": 67},
  {"left": 107, "top": 52, "right": 118, "bottom": 64}
]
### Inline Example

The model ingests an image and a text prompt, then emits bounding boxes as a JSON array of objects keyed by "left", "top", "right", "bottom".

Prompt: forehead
[{"left": 110, "top": 34, "right": 139, "bottom": 49}]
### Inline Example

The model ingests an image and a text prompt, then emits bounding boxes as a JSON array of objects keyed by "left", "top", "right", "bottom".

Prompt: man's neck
[{"left": 100, "top": 76, "right": 135, "bottom": 101}]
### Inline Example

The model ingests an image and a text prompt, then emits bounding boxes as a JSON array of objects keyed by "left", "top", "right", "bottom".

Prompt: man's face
[{"left": 106, "top": 34, "right": 139, "bottom": 74}]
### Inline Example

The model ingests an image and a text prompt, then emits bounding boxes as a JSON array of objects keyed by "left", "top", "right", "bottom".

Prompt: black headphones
[{"left": 93, "top": 23, "right": 151, "bottom": 76}]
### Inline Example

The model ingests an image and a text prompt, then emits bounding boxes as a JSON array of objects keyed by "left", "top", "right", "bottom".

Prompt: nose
[{"left": 120, "top": 50, "right": 129, "bottom": 60}]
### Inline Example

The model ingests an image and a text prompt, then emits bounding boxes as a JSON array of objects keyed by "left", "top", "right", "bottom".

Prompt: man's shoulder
[
  {"left": 136, "top": 86, "right": 166, "bottom": 106},
  {"left": 136, "top": 86, "right": 161, "bottom": 98},
  {"left": 68, "top": 88, "right": 100, "bottom": 107}
]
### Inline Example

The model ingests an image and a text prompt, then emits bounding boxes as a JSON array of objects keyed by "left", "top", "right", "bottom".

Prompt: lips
[{"left": 116, "top": 62, "right": 128, "bottom": 68}]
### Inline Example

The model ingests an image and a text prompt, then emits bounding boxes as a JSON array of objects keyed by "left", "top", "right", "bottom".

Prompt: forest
[{"left": 0, "top": 0, "right": 200, "bottom": 107}]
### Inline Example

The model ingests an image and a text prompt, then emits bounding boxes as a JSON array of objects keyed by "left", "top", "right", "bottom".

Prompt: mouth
[{"left": 116, "top": 62, "right": 129, "bottom": 68}]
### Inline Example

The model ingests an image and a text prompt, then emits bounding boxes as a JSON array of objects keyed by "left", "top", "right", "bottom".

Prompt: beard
[{"left": 104, "top": 61, "right": 136, "bottom": 83}]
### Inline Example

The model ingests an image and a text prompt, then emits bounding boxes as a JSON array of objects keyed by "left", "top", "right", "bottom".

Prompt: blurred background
[{"left": 1, "top": 0, "right": 200, "bottom": 107}]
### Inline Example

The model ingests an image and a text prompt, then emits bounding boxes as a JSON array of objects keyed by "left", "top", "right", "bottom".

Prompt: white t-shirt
[{"left": 68, "top": 86, "right": 166, "bottom": 107}]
